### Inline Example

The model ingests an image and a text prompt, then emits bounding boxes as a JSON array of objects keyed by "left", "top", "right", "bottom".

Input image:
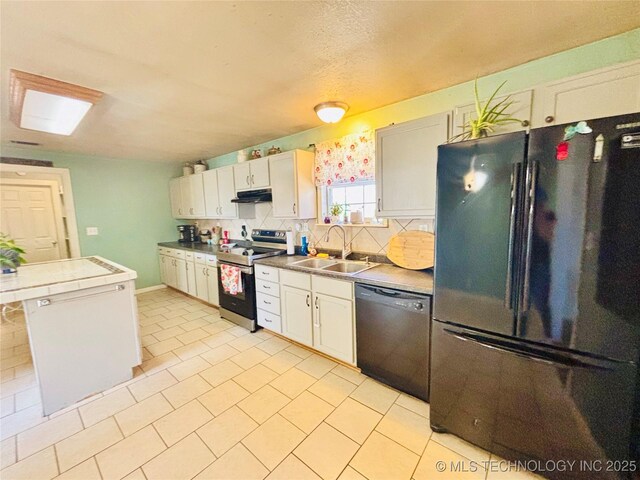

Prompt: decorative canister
[
  {"left": 193, "top": 161, "right": 207, "bottom": 173},
  {"left": 183, "top": 163, "right": 194, "bottom": 176},
  {"left": 237, "top": 150, "right": 248, "bottom": 163}
]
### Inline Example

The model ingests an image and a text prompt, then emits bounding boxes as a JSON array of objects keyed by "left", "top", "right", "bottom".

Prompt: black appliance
[
  {"left": 217, "top": 229, "right": 286, "bottom": 332},
  {"left": 231, "top": 189, "right": 272, "bottom": 204},
  {"left": 177, "top": 225, "right": 197, "bottom": 243},
  {"left": 355, "top": 284, "right": 431, "bottom": 401},
  {"left": 431, "top": 113, "right": 640, "bottom": 480}
]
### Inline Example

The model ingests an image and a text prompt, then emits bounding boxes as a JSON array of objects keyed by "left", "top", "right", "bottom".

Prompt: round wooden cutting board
[{"left": 386, "top": 230, "right": 435, "bottom": 270}]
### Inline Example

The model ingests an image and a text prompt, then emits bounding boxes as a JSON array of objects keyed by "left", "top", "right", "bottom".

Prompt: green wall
[
  {"left": 0, "top": 149, "right": 180, "bottom": 289},
  {"left": 208, "top": 28, "right": 640, "bottom": 168}
]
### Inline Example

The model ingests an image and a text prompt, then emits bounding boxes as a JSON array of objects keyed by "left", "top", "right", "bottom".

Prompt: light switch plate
[{"left": 86, "top": 227, "right": 99, "bottom": 236}]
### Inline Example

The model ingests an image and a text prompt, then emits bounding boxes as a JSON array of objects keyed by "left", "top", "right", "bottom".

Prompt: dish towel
[{"left": 220, "top": 264, "right": 243, "bottom": 295}]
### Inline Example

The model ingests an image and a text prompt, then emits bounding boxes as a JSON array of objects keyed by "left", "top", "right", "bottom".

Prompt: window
[{"left": 324, "top": 181, "right": 378, "bottom": 221}]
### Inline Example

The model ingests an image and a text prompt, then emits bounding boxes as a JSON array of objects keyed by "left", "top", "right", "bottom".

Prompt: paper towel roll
[{"left": 286, "top": 231, "right": 295, "bottom": 255}]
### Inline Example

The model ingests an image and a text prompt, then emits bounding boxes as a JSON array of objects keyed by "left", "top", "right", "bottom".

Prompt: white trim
[
  {"left": 135, "top": 285, "right": 167, "bottom": 294},
  {"left": 0, "top": 163, "right": 81, "bottom": 258}
]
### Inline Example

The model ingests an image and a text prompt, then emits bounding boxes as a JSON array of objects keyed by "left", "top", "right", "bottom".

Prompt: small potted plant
[
  {"left": 330, "top": 204, "right": 344, "bottom": 224},
  {"left": 0, "top": 234, "right": 26, "bottom": 274}
]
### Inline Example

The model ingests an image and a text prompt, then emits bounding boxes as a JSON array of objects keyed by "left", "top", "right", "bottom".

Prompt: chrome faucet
[{"left": 325, "top": 225, "right": 352, "bottom": 260}]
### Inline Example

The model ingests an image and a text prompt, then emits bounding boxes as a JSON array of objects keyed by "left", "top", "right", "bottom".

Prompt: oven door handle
[{"left": 218, "top": 262, "right": 253, "bottom": 275}]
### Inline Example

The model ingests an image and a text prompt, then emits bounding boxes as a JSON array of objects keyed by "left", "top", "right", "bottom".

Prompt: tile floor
[{"left": 0, "top": 288, "right": 542, "bottom": 480}]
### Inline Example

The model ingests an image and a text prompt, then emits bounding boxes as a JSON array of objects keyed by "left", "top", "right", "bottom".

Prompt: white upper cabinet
[
  {"left": 202, "top": 169, "right": 221, "bottom": 217},
  {"left": 452, "top": 90, "right": 532, "bottom": 139},
  {"left": 269, "top": 150, "right": 316, "bottom": 219},
  {"left": 532, "top": 61, "right": 640, "bottom": 127},
  {"left": 233, "top": 158, "right": 270, "bottom": 191},
  {"left": 217, "top": 166, "right": 238, "bottom": 218},
  {"left": 169, "top": 178, "right": 183, "bottom": 218},
  {"left": 375, "top": 111, "right": 450, "bottom": 218}
]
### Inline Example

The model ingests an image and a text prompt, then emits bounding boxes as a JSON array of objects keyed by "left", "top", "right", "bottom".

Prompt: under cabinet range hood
[{"left": 231, "top": 188, "right": 272, "bottom": 203}]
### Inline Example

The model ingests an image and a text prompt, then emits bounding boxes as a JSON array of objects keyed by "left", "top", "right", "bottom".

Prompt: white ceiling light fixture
[
  {"left": 9, "top": 69, "right": 103, "bottom": 136},
  {"left": 314, "top": 101, "right": 349, "bottom": 123}
]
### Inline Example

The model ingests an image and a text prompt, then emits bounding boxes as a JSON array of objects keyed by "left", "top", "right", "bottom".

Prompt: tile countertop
[
  {"left": 255, "top": 255, "right": 433, "bottom": 295},
  {"left": 0, "top": 256, "right": 137, "bottom": 303}
]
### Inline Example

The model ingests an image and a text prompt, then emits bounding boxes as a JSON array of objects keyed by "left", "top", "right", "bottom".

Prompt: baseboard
[{"left": 135, "top": 284, "right": 167, "bottom": 294}]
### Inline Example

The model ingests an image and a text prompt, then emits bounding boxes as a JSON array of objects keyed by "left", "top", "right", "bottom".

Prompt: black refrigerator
[{"left": 431, "top": 113, "right": 640, "bottom": 480}]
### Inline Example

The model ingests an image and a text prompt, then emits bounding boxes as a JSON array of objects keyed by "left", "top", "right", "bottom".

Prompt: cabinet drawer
[
  {"left": 185, "top": 251, "right": 195, "bottom": 261},
  {"left": 312, "top": 275, "right": 353, "bottom": 300},
  {"left": 168, "top": 249, "right": 186, "bottom": 259},
  {"left": 194, "top": 252, "right": 206, "bottom": 264},
  {"left": 205, "top": 255, "right": 217, "bottom": 266},
  {"left": 257, "top": 292, "right": 280, "bottom": 315},
  {"left": 158, "top": 247, "right": 169, "bottom": 255},
  {"left": 257, "top": 309, "right": 282, "bottom": 333},
  {"left": 256, "top": 279, "right": 279, "bottom": 297},
  {"left": 255, "top": 265, "right": 279, "bottom": 282},
  {"left": 281, "top": 269, "right": 311, "bottom": 289}
]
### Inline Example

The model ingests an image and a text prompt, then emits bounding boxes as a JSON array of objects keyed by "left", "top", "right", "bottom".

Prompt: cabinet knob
[
  {"left": 545, "top": 116, "right": 554, "bottom": 124},
  {"left": 293, "top": 203, "right": 296, "bottom": 215},
  {"left": 521, "top": 120, "right": 530, "bottom": 127},
  {"left": 251, "top": 174, "right": 255, "bottom": 184},
  {"left": 377, "top": 198, "right": 381, "bottom": 212},
  {"left": 306, "top": 294, "right": 310, "bottom": 307},
  {"left": 246, "top": 175, "right": 250, "bottom": 185}
]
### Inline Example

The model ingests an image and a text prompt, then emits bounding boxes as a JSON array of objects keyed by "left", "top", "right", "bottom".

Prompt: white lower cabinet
[
  {"left": 195, "top": 263, "right": 209, "bottom": 302},
  {"left": 185, "top": 253, "right": 197, "bottom": 297},
  {"left": 174, "top": 258, "right": 188, "bottom": 293},
  {"left": 312, "top": 293, "right": 354, "bottom": 364},
  {"left": 158, "top": 249, "right": 219, "bottom": 306},
  {"left": 279, "top": 270, "right": 356, "bottom": 364},
  {"left": 281, "top": 284, "right": 313, "bottom": 345}
]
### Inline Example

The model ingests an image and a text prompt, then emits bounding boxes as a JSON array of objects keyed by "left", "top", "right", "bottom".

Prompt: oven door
[{"left": 217, "top": 262, "right": 256, "bottom": 320}]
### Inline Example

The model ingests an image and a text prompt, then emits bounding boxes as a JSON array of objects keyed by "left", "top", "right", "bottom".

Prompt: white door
[
  {"left": 185, "top": 260, "right": 197, "bottom": 296},
  {"left": 452, "top": 90, "right": 532, "bottom": 139},
  {"left": 281, "top": 285, "right": 313, "bottom": 346},
  {"left": 376, "top": 111, "right": 449, "bottom": 218},
  {"left": 179, "top": 176, "right": 193, "bottom": 218},
  {"left": 0, "top": 184, "right": 63, "bottom": 263},
  {"left": 270, "top": 152, "right": 297, "bottom": 218},
  {"left": 534, "top": 61, "right": 640, "bottom": 127},
  {"left": 233, "top": 163, "right": 252, "bottom": 191},
  {"left": 195, "top": 264, "right": 209, "bottom": 302},
  {"left": 190, "top": 174, "right": 206, "bottom": 217},
  {"left": 175, "top": 258, "right": 188, "bottom": 293},
  {"left": 206, "top": 265, "right": 219, "bottom": 306},
  {"left": 217, "top": 166, "right": 238, "bottom": 218},
  {"left": 250, "top": 158, "right": 270, "bottom": 188},
  {"left": 169, "top": 178, "right": 183, "bottom": 218},
  {"left": 313, "top": 293, "right": 354, "bottom": 363},
  {"left": 202, "top": 170, "right": 221, "bottom": 218}
]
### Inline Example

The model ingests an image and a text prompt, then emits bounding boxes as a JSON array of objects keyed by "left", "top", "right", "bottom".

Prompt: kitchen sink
[
  {"left": 292, "top": 258, "right": 337, "bottom": 269},
  {"left": 322, "top": 262, "right": 375, "bottom": 275}
]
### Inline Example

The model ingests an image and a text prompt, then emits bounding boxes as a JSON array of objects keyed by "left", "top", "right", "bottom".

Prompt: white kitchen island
[{"left": 0, "top": 256, "right": 142, "bottom": 416}]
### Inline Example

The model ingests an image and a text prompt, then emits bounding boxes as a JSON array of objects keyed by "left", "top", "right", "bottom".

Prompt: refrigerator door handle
[
  {"left": 444, "top": 328, "right": 616, "bottom": 371},
  {"left": 521, "top": 161, "right": 538, "bottom": 313},
  {"left": 504, "top": 162, "right": 521, "bottom": 309}
]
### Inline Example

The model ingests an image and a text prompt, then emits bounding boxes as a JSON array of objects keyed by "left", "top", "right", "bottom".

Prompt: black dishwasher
[{"left": 355, "top": 284, "right": 431, "bottom": 401}]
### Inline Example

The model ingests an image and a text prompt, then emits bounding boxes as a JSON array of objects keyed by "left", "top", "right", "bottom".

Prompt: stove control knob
[{"left": 414, "top": 302, "right": 424, "bottom": 311}]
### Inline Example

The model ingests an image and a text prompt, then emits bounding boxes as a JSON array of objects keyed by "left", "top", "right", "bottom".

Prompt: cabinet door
[
  {"left": 234, "top": 163, "right": 252, "bottom": 191},
  {"left": 206, "top": 266, "right": 219, "bottom": 306},
  {"left": 194, "top": 264, "right": 209, "bottom": 302},
  {"left": 179, "top": 176, "right": 193, "bottom": 218},
  {"left": 185, "top": 260, "right": 197, "bottom": 297},
  {"left": 281, "top": 285, "right": 313, "bottom": 346},
  {"left": 534, "top": 61, "right": 640, "bottom": 127},
  {"left": 169, "top": 178, "right": 183, "bottom": 218},
  {"left": 202, "top": 170, "right": 221, "bottom": 218},
  {"left": 158, "top": 254, "right": 167, "bottom": 284},
  {"left": 190, "top": 174, "right": 206, "bottom": 217},
  {"left": 165, "top": 257, "right": 177, "bottom": 288},
  {"left": 174, "top": 258, "right": 188, "bottom": 293},
  {"left": 269, "top": 152, "right": 297, "bottom": 218},
  {"left": 376, "top": 112, "right": 449, "bottom": 218},
  {"left": 250, "top": 158, "right": 270, "bottom": 188},
  {"left": 217, "top": 166, "right": 238, "bottom": 218},
  {"left": 452, "top": 90, "right": 531, "bottom": 139},
  {"left": 313, "top": 294, "right": 354, "bottom": 364}
]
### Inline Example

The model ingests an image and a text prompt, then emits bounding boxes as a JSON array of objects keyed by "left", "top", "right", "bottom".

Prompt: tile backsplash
[{"left": 191, "top": 203, "right": 434, "bottom": 255}]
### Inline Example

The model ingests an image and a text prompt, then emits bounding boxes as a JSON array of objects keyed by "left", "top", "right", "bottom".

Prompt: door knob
[{"left": 52, "top": 240, "right": 58, "bottom": 245}]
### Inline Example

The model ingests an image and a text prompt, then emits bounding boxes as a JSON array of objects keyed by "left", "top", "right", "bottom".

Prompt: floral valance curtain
[{"left": 314, "top": 131, "right": 375, "bottom": 186}]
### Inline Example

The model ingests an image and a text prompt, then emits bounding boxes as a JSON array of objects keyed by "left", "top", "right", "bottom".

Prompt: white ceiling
[{"left": 1, "top": 1, "right": 639, "bottom": 163}]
